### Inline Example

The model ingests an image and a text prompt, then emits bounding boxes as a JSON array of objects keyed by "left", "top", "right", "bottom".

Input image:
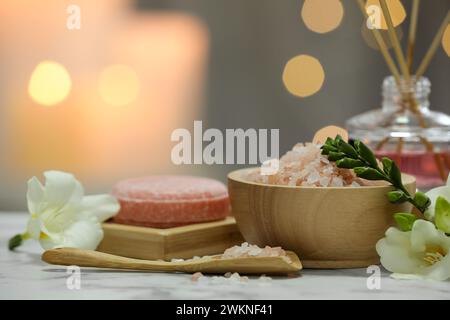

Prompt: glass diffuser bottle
[{"left": 347, "top": 76, "right": 450, "bottom": 190}]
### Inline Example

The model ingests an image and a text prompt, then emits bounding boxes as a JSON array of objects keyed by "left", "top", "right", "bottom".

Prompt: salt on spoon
[{"left": 41, "top": 243, "right": 302, "bottom": 275}]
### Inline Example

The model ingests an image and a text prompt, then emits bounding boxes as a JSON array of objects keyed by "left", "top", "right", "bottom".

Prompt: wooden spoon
[{"left": 42, "top": 247, "right": 302, "bottom": 274}]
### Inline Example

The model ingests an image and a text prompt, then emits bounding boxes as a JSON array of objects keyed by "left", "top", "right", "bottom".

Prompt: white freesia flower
[
  {"left": 376, "top": 219, "right": 450, "bottom": 281},
  {"left": 21, "top": 171, "right": 119, "bottom": 250},
  {"left": 425, "top": 173, "right": 450, "bottom": 220}
]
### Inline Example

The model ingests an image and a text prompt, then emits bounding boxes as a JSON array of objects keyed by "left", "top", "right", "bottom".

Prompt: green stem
[
  {"left": 354, "top": 149, "right": 427, "bottom": 212},
  {"left": 8, "top": 233, "right": 29, "bottom": 251},
  {"left": 322, "top": 136, "right": 431, "bottom": 215},
  {"left": 373, "top": 164, "right": 425, "bottom": 213}
]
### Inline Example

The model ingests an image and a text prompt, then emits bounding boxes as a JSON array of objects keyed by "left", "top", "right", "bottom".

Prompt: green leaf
[
  {"left": 8, "top": 234, "right": 23, "bottom": 251},
  {"left": 435, "top": 196, "right": 450, "bottom": 233},
  {"left": 354, "top": 140, "right": 378, "bottom": 168},
  {"left": 413, "top": 192, "right": 431, "bottom": 211},
  {"left": 354, "top": 167, "right": 386, "bottom": 180},
  {"left": 387, "top": 190, "right": 407, "bottom": 203},
  {"left": 389, "top": 161, "right": 403, "bottom": 187},
  {"left": 325, "top": 137, "right": 337, "bottom": 147},
  {"left": 336, "top": 158, "right": 365, "bottom": 169},
  {"left": 334, "top": 135, "right": 343, "bottom": 144},
  {"left": 337, "top": 140, "right": 359, "bottom": 159},
  {"left": 321, "top": 135, "right": 429, "bottom": 215},
  {"left": 381, "top": 157, "right": 393, "bottom": 176},
  {"left": 328, "top": 151, "right": 347, "bottom": 161},
  {"left": 394, "top": 213, "right": 418, "bottom": 232},
  {"left": 321, "top": 144, "right": 338, "bottom": 155}
]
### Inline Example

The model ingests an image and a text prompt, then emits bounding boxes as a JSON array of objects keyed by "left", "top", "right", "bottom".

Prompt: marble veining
[{"left": 0, "top": 213, "right": 448, "bottom": 300}]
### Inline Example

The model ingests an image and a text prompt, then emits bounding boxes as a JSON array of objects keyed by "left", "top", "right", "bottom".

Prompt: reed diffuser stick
[
  {"left": 379, "top": 0, "right": 427, "bottom": 129},
  {"left": 356, "top": 2, "right": 448, "bottom": 183},
  {"left": 407, "top": 0, "right": 420, "bottom": 71},
  {"left": 357, "top": 0, "right": 400, "bottom": 150},
  {"left": 407, "top": 92, "right": 426, "bottom": 127},
  {"left": 420, "top": 137, "right": 447, "bottom": 181},
  {"left": 379, "top": 0, "right": 410, "bottom": 80},
  {"left": 395, "top": 137, "right": 404, "bottom": 167},
  {"left": 378, "top": 0, "right": 424, "bottom": 119},
  {"left": 375, "top": 137, "right": 390, "bottom": 151},
  {"left": 445, "top": 154, "right": 450, "bottom": 171},
  {"left": 415, "top": 10, "right": 450, "bottom": 78},
  {"left": 356, "top": 0, "right": 401, "bottom": 82}
]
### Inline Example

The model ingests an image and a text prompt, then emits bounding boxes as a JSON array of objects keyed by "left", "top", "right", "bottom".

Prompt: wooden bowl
[{"left": 228, "top": 168, "right": 416, "bottom": 269}]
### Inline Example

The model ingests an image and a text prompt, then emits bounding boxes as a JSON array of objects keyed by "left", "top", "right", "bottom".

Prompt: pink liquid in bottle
[
  {"left": 347, "top": 76, "right": 450, "bottom": 191},
  {"left": 375, "top": 150, "right": 450, "bottom": 191}
]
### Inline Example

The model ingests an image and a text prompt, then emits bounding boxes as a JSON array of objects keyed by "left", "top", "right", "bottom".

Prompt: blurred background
[{"left": 0, "top": 0, "right": 449, "bottom": 210}]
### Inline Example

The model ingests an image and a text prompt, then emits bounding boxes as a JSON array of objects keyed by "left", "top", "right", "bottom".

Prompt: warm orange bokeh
[
  {"left": 282, "top": 55, "right": 325, "bottom": 98},
  {"left": 301, "top": 0, "right": 344, "bottom": 34},
  {"left": 442, "top": 24, "right": 450, "bottom": 57},
  {"left": 365, "top": 0, "right": 406, "bottom": 30},
  {"left": 313, "top": 126, "right": 349, "bottom": 144}
]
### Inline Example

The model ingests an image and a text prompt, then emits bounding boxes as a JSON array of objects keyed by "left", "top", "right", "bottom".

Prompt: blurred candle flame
[
  {"left": 98, "top": 64, "right": 140, "bottom": 107},
  {"left": 0, "top": 1, "right": 208, "bottom": 209}
]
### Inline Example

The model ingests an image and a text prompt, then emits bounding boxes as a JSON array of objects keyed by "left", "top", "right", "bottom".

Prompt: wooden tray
[{"left": 97, "top": 217, "right": 244, "bottom": 261}]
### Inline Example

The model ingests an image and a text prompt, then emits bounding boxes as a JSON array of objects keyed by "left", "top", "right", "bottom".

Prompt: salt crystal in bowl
[{"left": 228, "top": 168, "right": 416, "bottom": 269}]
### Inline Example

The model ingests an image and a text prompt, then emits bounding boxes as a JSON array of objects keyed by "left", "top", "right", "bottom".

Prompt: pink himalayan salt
[
  {"left": 192, "top": 272, "right": 252, "bottom": 285},
  {"left": 220, "top": 272, "right": 248, "bottom": 283},
  {"left": 173, "top": 242, "right": 292, "bottom": 263},
  {"left": 191, "top": 272, "right": 204, "bottom": 282},
  {"left": 222, "top": 242, "right": 292, "bottom": 263},
  {"left": 246, "top": 143, "right": 367, "bottom": 187},
  {"left": 258, "top": 275, "right": 272, "bottom": 283}
]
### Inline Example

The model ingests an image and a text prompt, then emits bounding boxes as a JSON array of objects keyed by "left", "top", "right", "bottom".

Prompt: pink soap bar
[{"left": 112, "top": 176, "right": 230, "bottom": 228}]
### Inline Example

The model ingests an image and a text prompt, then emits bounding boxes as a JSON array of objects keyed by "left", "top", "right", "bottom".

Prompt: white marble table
[{"left": 0, "top": 212, "right": 448, "bottom": 300}]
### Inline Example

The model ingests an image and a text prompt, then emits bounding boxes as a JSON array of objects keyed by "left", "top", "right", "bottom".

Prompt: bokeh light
[
  {"left": 365, "top": 0, "right": 406, "bottom": 30},
  {"left": 282, "top": 54, "right": 325, "bottom": 98},
  {"left": 313, "top": 125, "right": 348, "bottom": 144},
  {"left": 28, "top": 61, "right": 72, "bottom": 106},
  {"left": 98, "top": 64, "right": 140, "bottom": 107},
  {"left": 442, "top": 24, "right": 450, "bottom": 57},
  {"left": 301, "top": 0, "right": 344, "bottom": 34},
  {"left": 361, "top": 22, "right": 403, "bottom": 50}
]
